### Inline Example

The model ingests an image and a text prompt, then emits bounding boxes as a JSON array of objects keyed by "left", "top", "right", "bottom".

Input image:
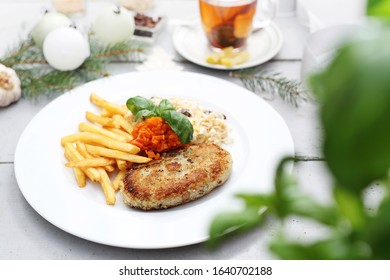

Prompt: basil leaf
[
  {"left": 161, "top": 110, "right": 194, "bottom": 144},
  {"left": 134, "top": 109, "right": 157, "bottom": 122},
  {"left": 126, "top": 96, "right": 156, "bottom": 115},
  {"left": 207, "top": 207, "right": 264, "bottom": 249},
  {"left": 156, "top": 99, "right": 175, "bottom": 116}
]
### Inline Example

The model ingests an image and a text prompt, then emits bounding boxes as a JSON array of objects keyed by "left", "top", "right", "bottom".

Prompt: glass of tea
[{"left": 199, "top": 0, "right": 278, "bottom": 50}]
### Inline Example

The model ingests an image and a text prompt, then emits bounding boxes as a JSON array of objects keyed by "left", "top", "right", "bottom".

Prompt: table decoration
[
  {"left": 136, "top": 46, "right": 183, "bottom": 71},
  {"left": 231, "top": 68, "right": 309, "bottom": 107},
  {"left": 92, "top": 5, "right": 135, "bottom": 46},
  {"left": 0, "top": 63, "right": 21, "bottom": 107},
  {"left": 31, "top": 11, "right": 72, "bottom": 47},
  {"left": 117, "top": 0, "right": 154, "bottom": 11},
  {"left": 53, "top": 0, "right": 85, "bottom": 15},
  {"left": 0, "top": 8, "right": 147, "bottom": 100},
  {"left": 43, "top": 27, "right": 90, "bottom": 71}
]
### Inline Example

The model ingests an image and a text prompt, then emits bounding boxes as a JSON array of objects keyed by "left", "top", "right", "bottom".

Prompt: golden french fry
[
  {"left": 85, "top": 111, "right": 115, "bottom": 127},
  {"left": 100, "top": 108, "right": 115, "bottom": 118},
  {"left": 86, "top": 144, "right": 151, "bottom": 163},
  {"left": 104, "top": 127, "right": 133, "bottom": 142},
  {"left": 76, "top": 141, "right": 115, "bottom": 173},
  {"left": 97, "top": 167, "right": 116, "bottom": 205},
  {"left": 64, "top": 143, "right": 100, "bottom": 182},
  {"left": 113, "top": 170, "right": 126, "bottom": 191},
  {"left": 61, "top": 132, "right": 140, "bottom": 154},
  {"left": 65, "top": 157, "right": 116, "bottom": 168},
  {"left": 116, "top": 159, "right": 128, "bottom": 171},
  {"left": 105, "top": 165, "right": 115, "bottom": 172},
  {"left": 90, "top": 93, "right": 128, "bottom": 116},
  {"left": 64, "top": 152, "right": 86, "bottom": 187},
  {"left": 75, "top": 141, "right": 92, "bottom": 159},
  {"left": 79, "top": 122, "right": 126, "bottom": 142},
  {"left": 112, "top": 114, "right": 133, "bottom": 134}
]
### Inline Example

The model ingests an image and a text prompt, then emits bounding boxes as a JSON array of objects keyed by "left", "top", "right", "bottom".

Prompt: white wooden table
[{"left": 0, "top": 0, "right": 336, "bottom": 260}]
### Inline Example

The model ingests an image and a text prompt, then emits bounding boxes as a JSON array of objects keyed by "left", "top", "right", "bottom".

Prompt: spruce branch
[
  {"left": 0, "top": 36, "right": 149, "bottom": 99},
  {"left": 231, "top": 68, "right": 310, "bottom": 107}
]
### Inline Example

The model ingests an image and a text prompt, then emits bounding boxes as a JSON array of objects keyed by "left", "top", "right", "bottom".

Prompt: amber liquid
[{"left": 199, "top": 0, "right": 257, "bottom": 49}]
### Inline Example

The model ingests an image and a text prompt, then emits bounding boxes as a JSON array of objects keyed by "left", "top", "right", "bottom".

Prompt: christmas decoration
[
  {"left": 231, "top": 68, "right": 310, "bottom": 107},
  {"left": 92, "top": 5, "right": 135, "bottom": 45},
  {"left": 31, "top": 12, "right": 72, "bottom": 47},
  {"left": 53, "top": 0, "right": 85, "bottom": 15},
  {"left": 43, "top": 27, "right": 90, "bottom": 71},
  {"left": 0, "top": 37, "right": 147, "bottom": 99},
  {"left": 0, "top": 63, "right": 21, "bottom": 107},
  {"left": 117, "top": 0, "right": 154, "bottom": 11}
]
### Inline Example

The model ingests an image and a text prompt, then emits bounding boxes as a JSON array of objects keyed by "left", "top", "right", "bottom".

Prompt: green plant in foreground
[{"left": 208, "top": 9, "right": 390, "bottom": 259}]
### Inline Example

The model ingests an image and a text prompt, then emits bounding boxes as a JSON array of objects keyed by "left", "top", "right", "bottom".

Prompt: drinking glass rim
[{"left": 200, "top": 0, "right": 257, "bottom": 5}]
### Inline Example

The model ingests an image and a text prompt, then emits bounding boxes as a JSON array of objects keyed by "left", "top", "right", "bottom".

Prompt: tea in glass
[{"left": 199, "top": 0, "right": 257, "bottom": 49}]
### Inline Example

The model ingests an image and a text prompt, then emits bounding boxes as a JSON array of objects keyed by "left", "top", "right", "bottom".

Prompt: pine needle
[
  {"left": 0, "top": 36, "right": 149, "bottom": 99},
  {"left": 230, "top": 68, "right": 310, "bottom": 107}
]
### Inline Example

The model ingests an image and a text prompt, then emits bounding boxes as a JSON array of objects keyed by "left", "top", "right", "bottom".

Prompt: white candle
[
  {"left": 117, "top": 0, "right": 154, "bottom": 11},
  {"left": 53, "top": 0, "right": 85, "bottom": 15}
]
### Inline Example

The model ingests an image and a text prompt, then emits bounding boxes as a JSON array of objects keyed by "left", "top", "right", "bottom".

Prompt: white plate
[
  {"left": 173, "top": 21, "right": 283, "bottom": 70},
  {"left": 14, "top": 72, "right": 294, "bottom": 249}
]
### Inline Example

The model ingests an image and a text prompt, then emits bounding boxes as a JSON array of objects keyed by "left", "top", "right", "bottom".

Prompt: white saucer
[{"left": 173, "top": 21, "right": 283, "bottom": 70}]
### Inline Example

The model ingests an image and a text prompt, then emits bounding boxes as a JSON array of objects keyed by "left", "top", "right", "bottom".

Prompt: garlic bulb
[{"left": 0, "top": 64, "right": 21, "bottom": 107}]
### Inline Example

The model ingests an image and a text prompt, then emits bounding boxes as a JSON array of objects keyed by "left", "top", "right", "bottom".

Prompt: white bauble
[
  {"left": 43, "top": 27, "right": 90, "bottom": 71},
  {"left": 31, "top": 12, "right": 72, "bottom": 47},
  {"left": 92, "top": 5, "right": 135, "bottom": 45}
]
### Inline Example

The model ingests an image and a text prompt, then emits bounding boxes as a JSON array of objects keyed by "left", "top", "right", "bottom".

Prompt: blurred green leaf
[
  {"left": 207, "top": 207, "right": 264, "bottom": 249},
  {"left": 362, "top": 198, "right": 390, "bottom": 259},
  {"left": 235, "top": 193, "right": 274, "bottom": 208},
  {"left": 334, "top": 187, "right": 366, "bottom": 229},
  {"left": 367, "top": 0, "right": 390, "bottom": 18},
  {"left": 274, "top": 158, "right": 339, "bottom": 226},
  {"left": 310, "top": 27, "right": 390, "bottom": 193},
  {"left": 270, "top": 236, "right": 370, "bottom": 260}
]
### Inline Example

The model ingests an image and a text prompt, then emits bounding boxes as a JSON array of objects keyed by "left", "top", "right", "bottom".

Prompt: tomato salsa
[{"left": 131, "top": 117, "right": 183, "bottom": 159}]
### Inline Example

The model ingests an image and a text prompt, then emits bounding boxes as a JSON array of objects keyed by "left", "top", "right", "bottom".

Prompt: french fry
[
  {"left": 85, "top": 111, "right": 115, "bottom": 127},
  {"left": 104, "top": 165, "right": 115, "bottom": 172},
  {"left": 61, "top": 94, "right": 147, "bottom": 205},
  {"left": 76, "top": 141, "right": 115, "bottom": 173},
  {"left": 86, "top": 144, "right": 151, "bottom": 163},
  {"left": 79, "top": 122, "right": 126, "bottom": 142},
  {"left": 61, "top": 132, "right": 140, "bottom": 154},
  {"left": 116, "top": 159, "right": 128, "bottom": 171},
  {"left": 75, "top": 141, "right": 92, "bottom": 159},
  {"left": 112, "top": 114, "right": 133, "bottom": 134},
  {"left": 65, "top": 157, "right": 116, "bottom": 168},
  {"left": 113, "top": 170, "right": 126, "bottom": 191},
  {"left": 104, "top": 127, "right": 133, "bottom": 142},
  {"left": 97, "top": 168, "right": 116, "bottom": 205},
  {"left": 64, "top": 143, "right": 100, "bottom": 182},
  {"left": 90, "top": 93, "right": 128, "bottom": 116},
  {"left": 64, "top": 152, "right": 86, "bottom": 187},
  {"left": 100, "top": 108, "right": 115, "bottom": 118}
]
